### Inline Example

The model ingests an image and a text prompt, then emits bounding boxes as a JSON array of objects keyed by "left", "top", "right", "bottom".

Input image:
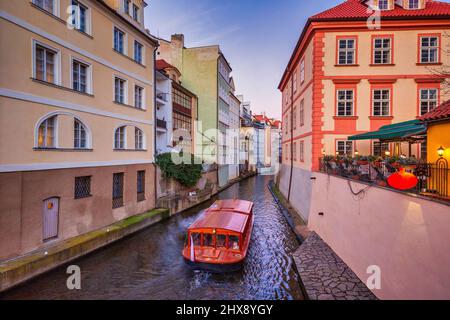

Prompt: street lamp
[
  {"left": 437, "top": 146, "right": 445, "bottom": 158},
  {"left": 354, "top": 150, "right": 359, "bottom": 156},
  {"left": 385, "top": 150, "right": 391, "bottom": 157}
]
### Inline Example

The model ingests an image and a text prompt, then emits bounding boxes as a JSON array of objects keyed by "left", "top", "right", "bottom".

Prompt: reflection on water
[{"left": 1, "top": 175, "right": 303, "bottom": 300}]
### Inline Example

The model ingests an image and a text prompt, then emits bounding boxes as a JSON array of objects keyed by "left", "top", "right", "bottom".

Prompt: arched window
[
  {"left": 115, "top": 126, "right": 126, "bottom": 149},
  {"left": 38, "top": 116, "right": 56, "bottom": 148},
  {"left": 74, "top": 119, "right": 87, "bottom": 149},
  {"left": 135, "top": 127, "right": 144, "bottom": 150}
]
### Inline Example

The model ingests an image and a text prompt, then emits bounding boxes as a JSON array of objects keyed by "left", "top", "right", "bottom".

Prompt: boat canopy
[
  {"left": 348, "top": 120, "right": 427, "bottom": 142},
  {"left": 189, "top": 210, "right": 249, "bottom": 234},
  {"left": 208, "top": 199, "right": 253, "bottom": 215}
]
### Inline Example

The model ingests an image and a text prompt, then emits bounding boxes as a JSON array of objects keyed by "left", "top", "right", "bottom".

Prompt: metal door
[{"left": 43, "top": 197, "right": 59, "bottom": 241}]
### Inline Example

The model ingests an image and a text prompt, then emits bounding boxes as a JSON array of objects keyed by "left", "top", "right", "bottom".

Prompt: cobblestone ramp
[{"left": 293, "top": 232, "right": 378, "bottom": 300}]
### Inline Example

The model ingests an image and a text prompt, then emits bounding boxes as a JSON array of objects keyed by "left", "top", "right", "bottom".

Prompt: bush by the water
[{"left": 155, "top": 152, "right": 203, "bottom": 188}]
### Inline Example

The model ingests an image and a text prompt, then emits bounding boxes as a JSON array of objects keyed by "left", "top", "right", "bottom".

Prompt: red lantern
[{"left": 387, "top": 168, "right": 419, "bottom": 191}]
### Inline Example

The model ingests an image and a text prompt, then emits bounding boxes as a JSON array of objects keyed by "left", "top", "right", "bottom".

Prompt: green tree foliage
[{"left": 155, "top": 152, "right": 203, "bottom": 188}]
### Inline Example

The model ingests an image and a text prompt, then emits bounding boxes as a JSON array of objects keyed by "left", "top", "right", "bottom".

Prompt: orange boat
[{"left": 182, "top": 199, "right": 254, "bottom": 272}]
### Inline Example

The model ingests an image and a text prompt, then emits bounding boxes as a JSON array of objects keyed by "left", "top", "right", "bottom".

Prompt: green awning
[{"left": 348, "top": 120, "right": 427, "bottom": 141}]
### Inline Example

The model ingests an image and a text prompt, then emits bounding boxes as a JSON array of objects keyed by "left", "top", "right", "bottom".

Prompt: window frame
[
  {"left": 299, "top": 99, "right": 305, "bottom": 127},
  {"left": 71, "top": 56, "right": 92, "bottom": 94},
  {"left": 32, "top": 40, "right": 61, "bottom": 85},
  {"left": 132, "top": 4, "right": 139, "bottom": 21},
  {"left": 32, "top": 0, "right": 59, "bottom": 17},
  {"left": 336, "top": 36, "right": 357, "bottom": 65},
  {"left": 137, "top": 170, "right": 146, "bottom": 202},
  {"left": 371, "top": 35, "right": 394, "bottom": 65},
  {"left": 37, "top": 115, "right": 57, "bottom": 148},
  {"left": 134, "top": 40, "right": 144, "bottom": 65},
  {"left": 407, "top": 0, "right": 419, "bottom": 9},
  {"left": 135, "top": 127, "right": 145, "bottom": 150},
  {"left": 418, "top": 34, "right": 441, "bottom": 64},
  {"left": 113, "top": 26, "right": 127, "bottom": 55},
  {"left": 336, "top": 89, "right": 355, "bottom": 117},
  {"left": 377, "top": 0, "right": 390, "bottom": 10},
  {"left": 70, "top": 0, "right": 91, "bottom": 35},
  {"left": 114, "top": 76, "right": 128, "bottom": 104},
  {"left": 300, "top": 58, "right": 305, "bottom": 84},
  {"left": 74, "top": 176, "right": 92, "bottom": 199},
  {"left": 372, "top": 141, "right": 390, "bottom": 157},
  {"left": 371, "top": 87, "right": 392, "bottom": 117},
  {"left": 299, "top": 140, "right": 305, "bottom": 162},
  {"left": 134, "top": 85, "right": 144, "bottom": 109},
  {"left": 112, "top": 172, "right": 124, "bottom": 209},
  {"left": 418, "top": 87, "right": 439, "bottom": 116},
  {"left": 114, "top": 126, "right": 127, "bottom": 150},
  {"left": 74, "top": 119, "right": 88, "bottom": 149},
  {"left": 335, "top": 140, "right": 354, "bottom": 156}
]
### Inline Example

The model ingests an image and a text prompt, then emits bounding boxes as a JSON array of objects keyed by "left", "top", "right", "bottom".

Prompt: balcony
[
  {"left": 156, "top": 118, "right": 167, "bottom": 132},
  {"left": 319, "top": 156, "right": 449, "bottom": 203},
  {"left": 156, "top": 90, "right": 168, "bottom": 106}
]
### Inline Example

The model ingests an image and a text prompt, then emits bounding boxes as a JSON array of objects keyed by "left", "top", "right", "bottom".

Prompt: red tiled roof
[
  {"left": 155, "top": 59, "right": 176, "bottom": 71},
  {"left": 311, "top": 0, "right": 450, "bottom": 21},
  {"left": 419, "top": 100, "right": 450, "bottom": 122}
]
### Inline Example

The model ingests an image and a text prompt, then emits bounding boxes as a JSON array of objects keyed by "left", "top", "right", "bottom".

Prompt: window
[
  {"left": 408, "top": 0, "right": 419, "bottom": 9},
  {"left": 420, "top": 141, "right": 427, "bottom": 160},
  {"left": 38, "top": 116, "right": 56, "bottom": 148},
  {"left": 336, "top": 140, "right": 353, "bottom": 156},
  {"left": 337, "top": 90, "right": 354, "bottom": 116},
  {"left": 173, "top": 112, "right": 192, "bottom": 134},
  {"left": 33, "top": 0, "right": 54, "bottom": 14},
  {"left": 300, "top": 100, "right": 305, "bottom": 127},
  {"left": 373, "top": 141, "right": 389, "bottom": 157},
  {"left": 228, "top": 235, "right": 240, "bottom": 251},
  {"left": 420, "top": 89, "right": 438, "bottom": 115},
  {"left": 285, "top": 115, "right": 289, "bottom": 135},
  {"left": 420, "top": 36, "right": 439, "bottom": 63},
  {"left": 293, "top": 106, "right": 297, "bottom": 129},
  {"left": 338, "top": 38, "right": 356, "bottom": 65},
  {"left": 172, "top": 87, "right": 192, "bottom": 110},
  {"left": 134, "top": 41, "right": 143, "bottom": 64},
  {"left": 137, "top": 170, "right": 145, "bottom": 202},
  {"left": 373, "top": 89, "right": 390, "bottom": 116},
  {"left": 124, "top": 0, "right": 130, "bottom": 14},
  {"left": 300, "top": 59, "right": 305, "bottom": 84},
  {"left": 115, "top": 126, "right": 126, "bottom": 149},
  {"left": 299, "top": 141, "right": 304, "bottom": 162},
  {"left": 293, "top": 71, "right": 297, "bottom": 93},
  {"left": 132, "top": 4, "right": 139, "bottom": 21},
  {"left": 135, "top": 127, "right": 144, "bottom": 150},
  {"left": 373, "top": 37, "right": 392, "bottom": 64},
  {"left": 204, "top": 233, "right": 214, "bottom": 247},
  {"left": 378, "top": 0, "right": 389, "bottom": 10},
  {"left": 71, "top": 0, "right": 87, "bottom": 33},
  {"left": 293, "top": 142, "right": 297, "bottom": 161},
  {"left": 35, "top": 44, "right": 56, "bottom": 83},
  {"left": 74, "top": 176, "right": 91, "bottom": 199},
  {"left": 191, "top": 233, "right": 201, "bottom": 246},
  {"left": 114, "top": 77, "right": 126, "bottom": 103},
  {"left": 72, "top": 60, "right": 88, "bottom": 93},
  {"left": 217, "top": 234, "right": 226, "bottom": 248},
  {"left": 114, "top": 27, "right": 125, "bottom": 54},
  {"left": 74, "top": 119, "right": 87, "bottom": 149},
  {"left": 112, "top": 173, "right": 124, "bottom": 209},
  {"left": 135, "top": 85, "right": 143, "bottom": 109}
]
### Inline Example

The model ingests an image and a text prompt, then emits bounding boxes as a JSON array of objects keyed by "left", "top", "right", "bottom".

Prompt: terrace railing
[{"left": 319, "top": 157, "right": 449, "bottom": 201}]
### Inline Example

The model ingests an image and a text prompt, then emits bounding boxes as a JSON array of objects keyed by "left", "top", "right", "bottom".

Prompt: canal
[{"left": 1, "top": 175, "right": 304, "bottom": 300}]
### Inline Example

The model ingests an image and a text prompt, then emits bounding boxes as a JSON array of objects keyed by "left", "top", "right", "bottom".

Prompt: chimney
[{"left": 171, "top": 34, "right": 185, "bottom": 48}]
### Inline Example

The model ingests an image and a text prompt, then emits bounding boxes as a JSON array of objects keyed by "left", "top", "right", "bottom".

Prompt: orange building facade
[
  {"left": 278, "top": 0, "right": 450, "bottom": 221},
  {"left": 0, "top": 0, "right": 158, "bottom": 260}
]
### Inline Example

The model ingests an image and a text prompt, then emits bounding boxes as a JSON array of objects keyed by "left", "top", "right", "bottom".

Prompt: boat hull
[{"left": 183, "top": 258, "right": 244, "bottom": 273}]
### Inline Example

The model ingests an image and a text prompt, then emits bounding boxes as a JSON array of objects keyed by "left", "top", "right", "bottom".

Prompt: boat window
[
  {"left": 216, "top": 234, "right": 227, "bottom": 248},
  {"left": 203, "top": 233, "right": 214, "bottom": 247},
  {"left": 229, "top": 235, "right": 240, "bottom": 251},
  {"left": 191, "top": 233, "right": 201, "bottom": 246}
]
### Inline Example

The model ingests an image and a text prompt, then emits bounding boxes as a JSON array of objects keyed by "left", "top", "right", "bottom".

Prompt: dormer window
[
  {"left": 132, "top": 4, "right": 139, "bottom": 21},
  {"left": 407, "top": 0, "right": 420, "bottom": 9},
  {"left": 378, "top": 0, "right": 389, "bottom": 10}
]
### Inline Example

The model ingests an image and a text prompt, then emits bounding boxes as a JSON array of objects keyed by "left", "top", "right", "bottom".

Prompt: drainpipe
[{"left": 287, "top": 73, "right": 294, "bottom": 202}]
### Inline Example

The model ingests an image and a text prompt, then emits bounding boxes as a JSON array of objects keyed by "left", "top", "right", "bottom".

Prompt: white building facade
[{"left": 155, "top": 70, "right": 173, "bottom": 154}]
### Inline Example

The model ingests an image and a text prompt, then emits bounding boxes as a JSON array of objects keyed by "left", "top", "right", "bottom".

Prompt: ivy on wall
[{"left": 155, "top": 152, "right": 203, "bottom": 188}]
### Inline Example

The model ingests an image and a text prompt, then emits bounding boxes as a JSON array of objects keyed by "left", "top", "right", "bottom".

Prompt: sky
[{"left": 145, "top": 0, "right": 345, "bottom": 119}]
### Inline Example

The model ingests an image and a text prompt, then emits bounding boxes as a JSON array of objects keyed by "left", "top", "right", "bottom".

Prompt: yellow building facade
[{"left": 0, "top": 0, "right": 158, "bottom": 260}]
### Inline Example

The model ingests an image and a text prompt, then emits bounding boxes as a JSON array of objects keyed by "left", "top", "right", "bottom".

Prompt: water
[{"left": 1, "top": 175, "right": 303, "bottom": 300}]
